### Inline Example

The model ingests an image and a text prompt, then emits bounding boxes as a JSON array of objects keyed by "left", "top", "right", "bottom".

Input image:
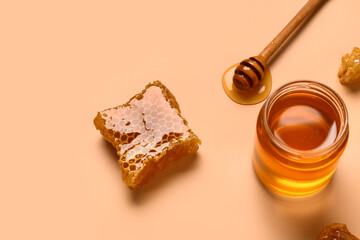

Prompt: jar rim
[{"left": 262, "top": 80, "right": 349, "bottom": 161}]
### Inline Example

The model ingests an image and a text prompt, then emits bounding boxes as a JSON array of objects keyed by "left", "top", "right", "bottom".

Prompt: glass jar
[{"left": 253, "top": 81, "right": 349, "bottom": 197}]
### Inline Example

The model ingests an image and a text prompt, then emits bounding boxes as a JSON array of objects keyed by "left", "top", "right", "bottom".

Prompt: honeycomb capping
[
  {"left": 316, "top": 223, "right": 359, "bottom": 240},
  {"left": 338, "top": 47, "right": 360, "bottom": 85},
  {"left": 94, "top": 81, "right": 201, "bottom": 188}
]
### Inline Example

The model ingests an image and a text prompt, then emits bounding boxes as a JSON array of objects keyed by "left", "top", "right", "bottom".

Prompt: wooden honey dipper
[{"left": 233, "top": 0, "right": 327, "bottom": 91}]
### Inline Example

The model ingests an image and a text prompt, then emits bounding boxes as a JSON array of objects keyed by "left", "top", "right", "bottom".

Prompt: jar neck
[{"left": 262, "top": 81, "right": 349, "bottom": 162}]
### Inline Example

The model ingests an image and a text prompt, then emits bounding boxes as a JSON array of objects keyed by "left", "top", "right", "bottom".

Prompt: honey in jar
[{"left": 253, "top": 81, "right": 349, "bottom": 197}]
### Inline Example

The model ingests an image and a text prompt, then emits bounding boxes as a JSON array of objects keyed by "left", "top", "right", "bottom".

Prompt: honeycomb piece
[
  {"left": 338, "top": 47, "right": 360, "bottom": 85},
  {"left": 94, "top": 81, "right": 201, "bottom": 188},
  {"left": 317, "top": 223, "right": 359, "bottom": 240}
]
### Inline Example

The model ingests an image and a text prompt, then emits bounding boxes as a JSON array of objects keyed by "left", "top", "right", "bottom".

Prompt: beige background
[{"left": 1, "top": 0, "right": 360, "bottom": 239}]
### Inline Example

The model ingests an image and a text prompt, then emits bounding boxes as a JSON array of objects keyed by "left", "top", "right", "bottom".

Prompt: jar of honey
[{"left": 253, "top": 81, "right": 349, "bottom": 197}]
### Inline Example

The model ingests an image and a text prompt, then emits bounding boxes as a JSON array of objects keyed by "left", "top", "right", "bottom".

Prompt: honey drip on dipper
[
  {"left": 222, "top": 63, "right": 272, "bottom": 105},
  {"left": 223, "top": 0, "right": 327, "bottom": 104}
]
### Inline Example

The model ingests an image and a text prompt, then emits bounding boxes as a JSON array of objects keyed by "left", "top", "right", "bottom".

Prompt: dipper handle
[
  {"left": 260, "top": 0, "right": 326, "bottom": 62},
  {"left": 233, "top": 0, "right": 327, "bottom": 91}
]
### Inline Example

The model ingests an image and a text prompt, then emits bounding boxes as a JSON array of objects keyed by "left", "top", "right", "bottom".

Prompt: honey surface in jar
[
  {"left": 253, "top": 81, "right": 349, "bottom": 197},
  {"left": 269, "top": 93, "right": 339, "bottom": 151},
  {"left": 94, "top": 81, "right": 201, "bottom": 188}
]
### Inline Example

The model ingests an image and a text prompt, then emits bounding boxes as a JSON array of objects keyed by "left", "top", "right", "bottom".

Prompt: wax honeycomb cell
[{"left": 94, "top": 81, "right": 201, "bottom": 188}]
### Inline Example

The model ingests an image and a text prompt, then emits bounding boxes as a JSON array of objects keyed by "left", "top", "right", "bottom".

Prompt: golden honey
[
  {"left": 222, "top": 63, "right": 272, "bottom": 105},
  {"left": 316, "top": 223, "right": 359, "bottom": 240},
  {"left": 253, "top": 81, "right": 349, "bottom": 197},
  {"left": 338, "top": 47, "right": 360, "bottom": 85}
]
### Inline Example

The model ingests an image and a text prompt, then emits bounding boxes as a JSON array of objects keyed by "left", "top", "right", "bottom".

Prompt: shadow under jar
[{"left": 253, "top": 81, "right": 349, "bottom": 197}]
